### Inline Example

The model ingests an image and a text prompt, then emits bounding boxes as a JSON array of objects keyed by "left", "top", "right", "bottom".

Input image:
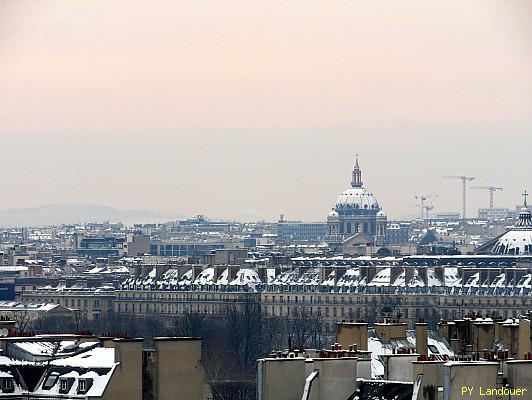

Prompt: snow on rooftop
[
  {"left": 229, "top": 268, "right": 261, "bottom": 287},
  {"left": 178, "top": 269, "right": 193, "bottom": 285},
  {"left": 216, "top": 268, "right": 229, "bottom": 285},
  {"left": 194, "top": 267, "right": 215, "bottom": 285},
  {"left": 320, "top": 270, "right": 336, "bottom": 287},
  {"left": 51, "top": 347, "right": 115, "bottom": 368},
  {"left": 368, "top": 329, "right": 454, "bottom": 379},
  {"left": 444, "top": 268, "right": 461, "bottom": 286},
  {"left": 368, "top": 268, "right": 391, "bottom": 287},
  {"left": 337, "top": 268, "right": 361, "bottom": 287},
  {"left": 10, "top": 340, "right": 99, "bottom": 358}
]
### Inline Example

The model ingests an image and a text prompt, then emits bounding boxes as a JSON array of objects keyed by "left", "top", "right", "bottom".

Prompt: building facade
[{"left": 277, "top": 221, "right": 328, "bottom": 243}]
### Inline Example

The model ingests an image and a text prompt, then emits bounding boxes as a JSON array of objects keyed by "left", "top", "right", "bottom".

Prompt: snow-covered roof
[
  {"left": 118, "top": 259, "right": 532, "bottom": 294},
  {"left": 0, "top": 338, "right": 116, "bottom": 398},
  {"left": 367, "top": 328, "right": 454, "bottom": 378}
]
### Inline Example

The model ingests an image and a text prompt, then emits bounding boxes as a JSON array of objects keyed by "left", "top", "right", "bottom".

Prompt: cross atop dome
[
  {"left": 516, "top": 190, "right": 532, "bottom": 228},
  {"left": 351, "top": 154, "right": 363, "bottom": 188}
]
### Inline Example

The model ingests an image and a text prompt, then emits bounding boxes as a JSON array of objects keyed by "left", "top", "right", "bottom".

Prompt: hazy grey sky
[{"left": 1, "top": 0, "right": 531, "bottom": 221}]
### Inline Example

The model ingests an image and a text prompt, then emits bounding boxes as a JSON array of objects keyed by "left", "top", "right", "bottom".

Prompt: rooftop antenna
[{"left": 442, "top": 175, "right": 476, "bottom": 219}]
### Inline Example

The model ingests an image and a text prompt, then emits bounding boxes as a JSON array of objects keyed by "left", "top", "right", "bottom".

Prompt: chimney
[
  {"left": 415, "top": 322, "right": 428, "bottom": 356},
  {"left": 98, "top": 337, "right": 115, "bottom": 348},
  {"left": 518, "top": 318, "right": 531, "bottom": 359},
  {"left": 228, "top": 265, "right": 239, "bottom": 282},
  {"left": 438, "top": 320, "right": 450, "bottom": 343},
  {"left": 257, "top": 267, "right": 268, "bottom": 284},
  {"left": 192, "top": 265, "right": 203, "bottom": 281},
  {"left": 109, "top": 338, "right": 144, "bottom": 400},
  {"left": 153, "top": 337, "right": 206, "bottom": 400},
  {"left": 337, "top": 322, "right": 368, "bottom": 351},
  {"left": 113, "top": 338, "right": 144, "bottom": 364}
]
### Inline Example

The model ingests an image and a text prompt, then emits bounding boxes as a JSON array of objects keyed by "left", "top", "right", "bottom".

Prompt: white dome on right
[{"left": 492, "top": 207, "right": 532, "bottom": 255}]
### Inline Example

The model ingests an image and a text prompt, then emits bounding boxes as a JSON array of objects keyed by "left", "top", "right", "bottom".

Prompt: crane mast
[
  {"left": 471, "top": 185, "right": 503, "bottom": 208},
  {"left": 443, "top": 175, "right": 475, "bottom": 219}
]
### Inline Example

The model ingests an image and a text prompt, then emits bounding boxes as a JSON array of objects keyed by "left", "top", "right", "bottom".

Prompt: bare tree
[
  {"left": 261, "top": 315, "right": 285, "bottom": 352},
  {"left": 289, "top": 306, "right": 313, "bottom": 348},
  {"left": 176, "top": 311, "right": 208, "bottom": 337},
  {"left": 226, "top": 296, "right": 263, "bottom": 375},
  {"left": 307, "top": 310, "right": 327, "bottom": 350},
  {"left": 11, "top": 309, "right": 33, "bottom": 335}
]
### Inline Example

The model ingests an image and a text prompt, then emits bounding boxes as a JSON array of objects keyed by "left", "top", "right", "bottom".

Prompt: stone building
[{"left": 326, "top": 157, "right": 387, "bottom": 251}]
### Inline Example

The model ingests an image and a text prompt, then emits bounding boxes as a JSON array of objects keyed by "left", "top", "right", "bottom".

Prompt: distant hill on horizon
[{"left": 0, "top": 204, "right": 171, "bottom": 227}]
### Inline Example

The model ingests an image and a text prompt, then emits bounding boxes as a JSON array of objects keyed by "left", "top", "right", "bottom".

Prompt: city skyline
[
  {"left": 2, "top": 2, "right": 532, "bottom": 398},
  {"left": 1, "top": 0, "right": 531, "bottom": 221}
]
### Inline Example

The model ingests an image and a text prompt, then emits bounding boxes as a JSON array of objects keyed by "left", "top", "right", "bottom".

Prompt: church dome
[
  {"left": 516, "top": 207, "right": 532, "bottom": 227},
  {"left": 492, "top": 229, "right": 532, "bottom": 255},
  {"left": 492, "top": 207, "right": 532, "bottom": 255},
  {"left": 335, "top": 187, "right": 380, "bottom": 210}
]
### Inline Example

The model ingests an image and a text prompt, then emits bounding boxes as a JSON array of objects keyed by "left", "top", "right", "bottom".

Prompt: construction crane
[
  {"left": 424, "top": 204, "right": 434, "bottom": 220},
  {"left": 471, "top": 186, "right": 503, "bottom": 208},
  {"left": 414, "top": 195, "right": 437, "bottom": 220},
  {"left": 443, "top": 175, "right": 475, "bottom": 219}
]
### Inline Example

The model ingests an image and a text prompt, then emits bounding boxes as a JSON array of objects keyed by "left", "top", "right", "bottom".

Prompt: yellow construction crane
[
  {"left": 471, "top": 185, "right": 503, "bottom": 208},
  {"left": 442, "top": 175, "right": 475, "bottom": 219}
]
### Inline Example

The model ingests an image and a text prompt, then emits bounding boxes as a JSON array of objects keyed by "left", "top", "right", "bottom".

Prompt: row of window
[
  {"left": 117, "top": 292, "right": 244, "bottom": 302},
  {"left": 114, "top": 300, "right": 526, "bottom": 323},
  {"left": 262, "top": 295, "right": 527, "bottom": 307},
  {"left": 23, "top": 297, "right": 111, "bottom": 309}
]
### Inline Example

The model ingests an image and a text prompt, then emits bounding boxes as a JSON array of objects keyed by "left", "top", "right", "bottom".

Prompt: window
[
  {"left": 428, "top": 344, "right": 439, "bottom": 354},
  {"left": 2, "top": 378, "right": 13, "bottom": 392},
  {"left": 61, "top": 380, "right": 68, "bottom": 391},
  {"left": 79, "top": 380, "right": 86, "bottom": 392},
  {"left": 43, "top": 373, "right": 59, "bottom": 390}
]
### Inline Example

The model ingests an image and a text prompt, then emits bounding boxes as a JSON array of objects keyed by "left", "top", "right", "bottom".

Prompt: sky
[{"left": 0, "top": 0, "right": 531, "bottom": 221}]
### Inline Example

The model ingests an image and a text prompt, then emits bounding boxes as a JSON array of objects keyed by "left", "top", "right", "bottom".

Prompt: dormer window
[
  {"left": 77, "top": 378, "right": 93, "bottom": 394},
  {"left": 1, "top": 377, "right": 14, "bottom": 393},
  {"left": 43, "top": 372, "right": 59, "bottom": 390},
  {"left": 59, "top": 378, "right": 75, "bottom": 394}
]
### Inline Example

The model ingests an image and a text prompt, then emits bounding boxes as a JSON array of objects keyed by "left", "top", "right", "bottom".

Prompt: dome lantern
[{"left": 351, "top": 154, "right": 363, "bottom": 188}]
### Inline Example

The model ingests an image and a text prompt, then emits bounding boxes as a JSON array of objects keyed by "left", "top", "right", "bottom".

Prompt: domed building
[
  {"left": 474, "top": 193, "right": 532, "bottom": 256},
  {"left": 491, "top": 205, "right": 532, "bottom": 255},
  {"left": 326, "top": 157, "right": 387, "bottom": 250}
]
